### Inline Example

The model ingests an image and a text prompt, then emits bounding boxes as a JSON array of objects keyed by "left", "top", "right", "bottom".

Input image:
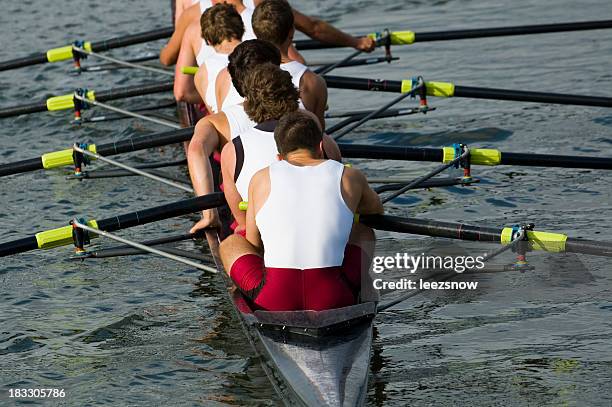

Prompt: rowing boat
[
  {"left": 205, "top": 224, "right": 376, "bottom": 406},
  {"left": 195, "top": 158, "right": 375, "bottom": 405},
  {"left": 176, "top": 89, "right": 378, "bottom": 405}
]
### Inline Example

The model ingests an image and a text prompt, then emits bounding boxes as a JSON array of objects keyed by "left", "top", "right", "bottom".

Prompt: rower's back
[{"left": 257, "top": 159, "right": 354, "bottom": 269}]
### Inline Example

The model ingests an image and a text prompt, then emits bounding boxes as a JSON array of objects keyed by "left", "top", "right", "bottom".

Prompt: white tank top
[
  {"left": 221, "top": 61, "right": 307, "bottom": 111},
  {"left": 196, "top": 5, "right": 255, "bottom": 67},
  {"left": 281, "top": 61, "right": 307, "bottom": 109},
  {"left": 224, "top": 103, "right": 257, "bottom": 139},
  {"left": 199, "top": 0, "right": 212, "bottom": 13},
  {"left": 256, "top": 160, "right": 354, "bottom": 269},
  {"left": 202, "top": 51, "right": 229, "bottom": 113},
  {"left": 233, "top": 122, "right": 278, "bottom": 200}
]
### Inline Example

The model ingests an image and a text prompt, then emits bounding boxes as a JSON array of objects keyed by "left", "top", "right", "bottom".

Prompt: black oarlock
[
  {"left": 71, "top": 40, "right": 88, "bottom": 73},
  {"left": 71, "top": 218, "right": 91, "bottom": 255},
  {"left": 72, "top": 142, "right": 90, "bottom": 177}
]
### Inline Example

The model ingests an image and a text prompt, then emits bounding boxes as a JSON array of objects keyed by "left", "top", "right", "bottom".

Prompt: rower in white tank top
[
  {"left": 233, "top": 121, "right": 278, "bottom": 199},
  {"left": 281, "top": 60, "right": 308, "bottom": 91},
  {"left": 203, "top": 52, "right": 229, "bottom": 113},
  {"left": 256, "top": 159, "right": 354, "bottom": 269},
  {"left": 196, "top": 5, "right": 255, "bottom": 67},
  {"left": 221, "top": 61, "right": 307, "bottom": 111}
]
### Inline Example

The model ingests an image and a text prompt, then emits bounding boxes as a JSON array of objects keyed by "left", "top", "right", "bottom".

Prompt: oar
[
  {"left": 323, "top": 75, "right": 612, "bottom": 108},
  {"left": 72, "top": 221, "right": 217, "bottom": 273},
  {"left": 0, "top": 127, "right": 193, "bottom": 177},
  {"left": 0, "top": 81, "right": 173, "bottom": 119},
  {"left": 179, "top": 56, "right": 400, "bottom": 76},
  {"left": 0, "top": 193, "right": 225, "bottom": 257},
  {"left": 3, "top": 137, "right": 612, "bottom": 179},
  {"left": 74, "top": 232, "right": 205, "bottom": 259},
  {"left": 339, "top": 144, "right": 612, "bottom": 170},
  {"left": 294, "top": 19, "right": 612, "bottom": 50},
  {"left": 360, "top": 214, "right": 612, "bottom": 258},
  {"left": 0, "top": 26, "right": 174, "bottom": 72}
]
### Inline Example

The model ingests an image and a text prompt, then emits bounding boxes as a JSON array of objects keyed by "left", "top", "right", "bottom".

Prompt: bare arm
[
  {"left": 299, "top": 71, "right": 327, "bottom": 129},
  {"left": 173, "top": 23, "right": 202, "bottom": 104},
  {"left": 292, "top": 9, "right": 375, "bottom": 52},
  {"left": 342, "top": 167, "right": 384, "bottom": 215},
  {"left": 160, "top": 4, "right": 200, "bottom": 65},
  {"left": 322, "top": 134, "right": 341, "bottom": 162},
  {"left": 220, "top": 142, "right": 247, "bottom": 230}
]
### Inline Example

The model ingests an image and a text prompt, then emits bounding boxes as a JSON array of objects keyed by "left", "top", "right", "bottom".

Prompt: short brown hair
[
  {"left": 274, "top": 111, "right": 323, "bottom": 156},
  {"left": 252, "top": 0, "right": 294, "bottom": 47},
  {"left": 200, "top": 3, "right": 244, "bottom": 46},
  {"left": 243, "top": 63, "right": 299, "bottom": 123},
  {"left": 227, "top": 39, "right": 281, "bottom": 97}
]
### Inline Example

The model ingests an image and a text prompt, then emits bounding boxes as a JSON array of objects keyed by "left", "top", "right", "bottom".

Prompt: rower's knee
[
  {"left": 220, "top": 234, "right": 257, "bottom": 274},
  {"left": 187, "top": 132, "right": 208, "bottom": 160}
]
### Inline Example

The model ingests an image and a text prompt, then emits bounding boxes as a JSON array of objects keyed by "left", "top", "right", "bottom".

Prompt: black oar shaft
[
  {"left": 0, "top": 127, "right": 193, "bottom": 177},
  {"left": 0, "top": 101, "right": 49, "bottom": 118},
  {"left": 361, "top": 215, "right": 502, "bottom": 241},
  {"left": 0, "top": 53, "right": 48, "bottom": 71},
  {"left": 90, "top": 27, "right": 173, "bottom": 52},
  {"left": 454, "top": 85, "right": 612, "bottom": 108},
  {"left": 95, "top": 193, "right": 224, "bottom": 231},
  {"left": 0, "top": 238, "right": 39, "bottom": 258},
  {"left": 0, "top": 81, "right": 173, "bottom": 118},
  {"left": 0, "top": 193, "right": 225, "bottom": 257},
  {"left": 324, "top": 76, "right": 402, "bottom": 93},
  {"left": 96, "top": 127, "right": 193, "bottom": 155},
  {"left": 339, "top": 144, "right": 443, "bottom": 161},
  {"left": 95, "top": 81, "right": 173, "bottom": 102},
  {"left": 415, "top": 20, "right": 612, "bottom": 42},
  {"left": 294, "top": 19, "right": 612, "bottom": 50},
  {"left": 361, "top": 215, "right": 612, "bottom": 257},
  {"left": 0, "top": 27, "right": 173, "bottom": 72},
  {"left": 500, "top": 152, "right": 612, "bottom": 169},
  {"left": 0, "top": 158, "right": 44, "bottom": 176},
  {"left": 323, "top": 76, "right": 612, "bottom": 108}
]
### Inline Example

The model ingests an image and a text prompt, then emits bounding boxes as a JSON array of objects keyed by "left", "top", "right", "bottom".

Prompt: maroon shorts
[{"left": 229, "top": 245, "right": 365, "bottom": 311}]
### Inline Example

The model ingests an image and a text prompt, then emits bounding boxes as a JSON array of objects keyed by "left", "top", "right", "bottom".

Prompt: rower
[
  {"left": 160, "top": 0, "right": 376, "bottom": 66},
  {"left": 220, "top": 62, "right": 341, "bottom": 233},
  {"left": 183, "top": 4, "right": 243, "bottom": 112},
  {"left": 219, "top": 110, "right": 383, "bottom": 312},
  {"left": 250, "top": 0, "right": 327, "bottom": 127},
  {"left": 173, "top": 1, "right": 254, "bottom": 104},
  {"left": 187, "top": 40, "right": 288, "bottom": 230}
]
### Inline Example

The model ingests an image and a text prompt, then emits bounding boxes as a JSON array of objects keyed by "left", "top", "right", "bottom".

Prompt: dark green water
[{"left": 1, "top": 0, "right": 612, "bottom": 405}]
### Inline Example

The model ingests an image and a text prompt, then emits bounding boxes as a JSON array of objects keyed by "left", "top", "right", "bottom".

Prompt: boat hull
[{"left": 204, "top": 227, "right": 375, "bottom": 407}]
